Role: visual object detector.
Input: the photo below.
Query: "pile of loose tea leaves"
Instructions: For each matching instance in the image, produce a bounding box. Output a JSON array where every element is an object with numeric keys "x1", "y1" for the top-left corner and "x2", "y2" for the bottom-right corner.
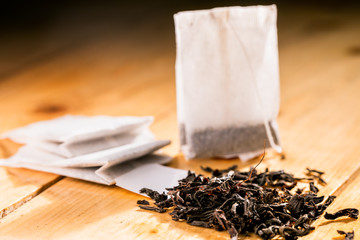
[{"x1": 137, "y1": 165, "x2": 358, "y2": 240}]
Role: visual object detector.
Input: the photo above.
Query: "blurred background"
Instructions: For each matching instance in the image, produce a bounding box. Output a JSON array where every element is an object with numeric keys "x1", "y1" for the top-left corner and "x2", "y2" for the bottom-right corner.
[{"x1": 1, "y1": 0, "x2": 359, "y2": 80}]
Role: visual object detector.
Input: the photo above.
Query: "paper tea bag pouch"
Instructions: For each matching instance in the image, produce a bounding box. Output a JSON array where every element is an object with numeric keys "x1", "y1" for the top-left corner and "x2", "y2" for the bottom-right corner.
[{"x1": 174, "y1": 5, "x2": 282, "y2": 160}]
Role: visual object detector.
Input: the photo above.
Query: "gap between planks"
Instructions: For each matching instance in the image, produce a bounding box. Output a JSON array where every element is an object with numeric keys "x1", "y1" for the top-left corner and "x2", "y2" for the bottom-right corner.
[
  {"x1": 0, "y1": 175, "x2": 64, "y2": 219},
  {"x1": 329, "y1": 162, "x2": 360, "y2": 196}
]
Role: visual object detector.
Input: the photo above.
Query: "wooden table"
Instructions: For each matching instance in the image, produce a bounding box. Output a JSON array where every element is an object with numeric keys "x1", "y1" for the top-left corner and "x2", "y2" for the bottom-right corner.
[{"x1": 0, "y1": 2, "x2": 359, "y2": 239}]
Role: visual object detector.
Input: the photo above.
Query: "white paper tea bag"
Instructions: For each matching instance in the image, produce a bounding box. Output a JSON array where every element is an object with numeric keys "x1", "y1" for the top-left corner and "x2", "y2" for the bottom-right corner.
[
  {"x1": 1, "y1": 140, "x2": 170, "y2": 168},
  {"x1": 2, "y1": 115, "x2": 154, "y2": 157},
  {"x1": 2, "y1": 161, "x2": 110, "y2": 185},
  {"x1": 0, "y1": 153, "x2": 177, "y2": 186},
  {"x1": 174, "y1": 5, "x2": 282, "y2": 160},
  {"x1": 98, "y1": 154, "x2": 178, "y2": 184},
  {"x1": 115, "y1": 163, "x2": 188, "y2": 195}
]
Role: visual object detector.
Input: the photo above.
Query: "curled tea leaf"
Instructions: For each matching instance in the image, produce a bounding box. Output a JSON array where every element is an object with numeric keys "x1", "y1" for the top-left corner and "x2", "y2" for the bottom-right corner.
[
  {"x1": 337, "y1": 230, "x2": 354, "y2": 240},
  {"x1": 140, "y1": 188, "x2": 167, "y2": 203},
  {"x1": 309, "y1": 182, "x2": 319, "y2": 193},
  {"x1": 324, "y1": 208, "x2": 359, "y2": 220},
  {"x1": 138, "y1": 205, "x2": 166, "y2": 213},
  {"x1": 137, "y1": 200, "x2": 150, "y2": 205}
]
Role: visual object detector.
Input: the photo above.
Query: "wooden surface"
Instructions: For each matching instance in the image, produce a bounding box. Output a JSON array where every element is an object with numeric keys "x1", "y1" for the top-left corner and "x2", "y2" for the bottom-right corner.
[{"x1": 0, "y1": 1, "x2": 360, "y2": 239}]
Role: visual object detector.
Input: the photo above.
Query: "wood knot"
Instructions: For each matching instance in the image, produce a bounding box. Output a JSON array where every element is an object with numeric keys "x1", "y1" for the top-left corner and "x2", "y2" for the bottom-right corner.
[
  {"x1": 34, "y1": 104, "x2": 66, "y2": 113},
  {"x1": 149, "y1": 228, "x2": 158, "y2": 234},
  {"x1": 347, "y1": 45, "x2": 360, "y2": 56}
]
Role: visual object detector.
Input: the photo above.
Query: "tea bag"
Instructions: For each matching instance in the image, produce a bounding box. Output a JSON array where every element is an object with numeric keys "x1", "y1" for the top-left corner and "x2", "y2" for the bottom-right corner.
[
  {"x1": 0, "y1": 153, "x2": 177, "y2": 186},
  {"x1": 98, "y1": 154, "x2": 182, "y2": 185},
  {"x1": 27, "y1": 130, "x2": 154, "y2": 158},
  {"x1": 174, "y1": 5, "x2": 282, "y2": 160},
  {"x1": 1, "y1": 160, "x2": 110, "y2": 185},
  {"x1": 2, "y1": 115, "x2": 154, "y2": 157},
  {"x1": 2, "y1": 140, "x2": 170, "y2": 168},
  {"x1": 115, "y1": 163, "x2": 188, "y2": 195}
]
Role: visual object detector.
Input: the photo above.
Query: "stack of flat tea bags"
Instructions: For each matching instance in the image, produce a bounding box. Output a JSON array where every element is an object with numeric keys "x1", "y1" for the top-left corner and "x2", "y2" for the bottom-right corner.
[{"x1": 0, "y1": 115, "x2": 187, "y2": 194}]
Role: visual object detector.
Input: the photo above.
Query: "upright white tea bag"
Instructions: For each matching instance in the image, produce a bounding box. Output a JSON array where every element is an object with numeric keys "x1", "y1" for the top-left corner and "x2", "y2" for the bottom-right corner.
[{"x1": 174, "y1": 5, "x2": 282, "y2": 160}]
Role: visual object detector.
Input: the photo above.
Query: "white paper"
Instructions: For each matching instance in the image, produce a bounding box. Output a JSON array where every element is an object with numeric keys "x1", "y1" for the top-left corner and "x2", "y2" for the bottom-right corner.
[
  {"x1": 0, "y1": 154, "x2": 176, "y2": 186},
  {"x1": 174, "y1": 5, "x2": 282, "y2": 159},
  {"x1": 2, "y1": 115, "x2": 153, "y2": 145},
  {"x1": 28, "y1": 129, "x2": 154, "y2": 158},
  {"x1": 0, "y1": 160, "x2": 110, "y2": 185},
  {"x1": 115, "y1": 163, "x2": 188, "y2": 195},
  {"x1": 96, "y1": 154, "x2": 173, "y2": 184},
  {"x1": 3, "y1": 140, "x2": 170, "y2": 168}
]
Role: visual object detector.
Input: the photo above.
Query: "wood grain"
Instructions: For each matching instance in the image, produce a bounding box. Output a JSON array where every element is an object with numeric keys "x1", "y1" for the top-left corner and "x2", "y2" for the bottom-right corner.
[
  {"x1": 303, "y1": 169, "x2": 360, "y2": 240},
  {"x1": 0, "y1": 2, "x2": 359, "y2": 240}
]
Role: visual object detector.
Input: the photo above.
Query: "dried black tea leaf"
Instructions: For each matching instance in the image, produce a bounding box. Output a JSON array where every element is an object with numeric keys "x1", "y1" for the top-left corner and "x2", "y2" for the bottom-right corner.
[
  {"x1": 139, "y1": 205, "x2": 166, "y2": 213},
  {"x1": 201, "y1": 164, "x2": 238, "y2": 177},
  {"x1": 199, "y1": 166, "x2": 213, "y2": 173},
  {"x1": 309, "y1": 182, "x2": 319, "y2": 193},
  {"x1": 139, "y1": 188, "x2": 167, "y2": 203},
  {"x1": 306, "y1": 168, "x2": 325, "y2": 176},
  {"x1": 314, "y1": 175, "x2": 327, "y2": 185},
  {"x1": 337, "y1": 230, "x2": 354, "y2": 240},
  {"x1": 305, "y1": 168, "x2": 327, "y2": 185},
  {"x1": 137, "y1": 200, "x2": 150, "y2": 205},
  {"x1": 188, "y1": 220, "x2": 212, "y2": 228},
  {"x1": 314, "y1": 195, "x2": 336, "y2": 218},
  {"x1": 286, "y1": 195, "x2": 305, "y2": 218},
  {"x1": 295, "y1": 188, "x2": 304, "y2": 194},
  {"x1": 324, "y1": 208, "x2": 359, "y2": 220},
  {"x1": 137, "y1": 166, "x2": 349, "y2": 240}
]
